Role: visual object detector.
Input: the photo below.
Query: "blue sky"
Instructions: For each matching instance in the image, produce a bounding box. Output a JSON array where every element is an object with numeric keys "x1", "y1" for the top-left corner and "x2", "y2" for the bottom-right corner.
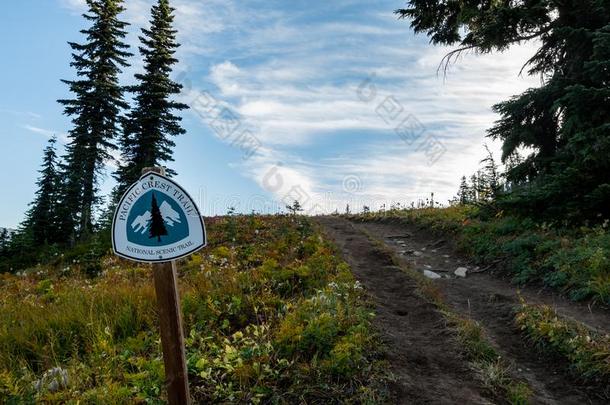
[{"x1": 0, "y1": 0, "x2": 540, "y2": 228}]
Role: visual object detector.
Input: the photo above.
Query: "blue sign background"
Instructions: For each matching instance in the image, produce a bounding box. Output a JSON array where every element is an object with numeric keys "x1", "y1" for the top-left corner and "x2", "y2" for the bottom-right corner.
[{"x1": 126, "y1": 190, "x2": 190, "y2": 246}]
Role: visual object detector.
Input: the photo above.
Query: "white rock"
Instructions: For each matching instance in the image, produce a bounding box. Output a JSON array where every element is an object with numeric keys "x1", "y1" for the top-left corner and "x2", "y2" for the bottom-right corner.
[
  {"x1": 454, "y1": 267, "x2": 468, "y2": 277},
  {"x1": 423, "y1": 270, "x2": 442, "y2": 279},
  {"x1": 413, "y1": 251, "x2": 423, "y2": 257},
  {"x1": 34, "y1": 367, "x2": 69, "y2": 393}
]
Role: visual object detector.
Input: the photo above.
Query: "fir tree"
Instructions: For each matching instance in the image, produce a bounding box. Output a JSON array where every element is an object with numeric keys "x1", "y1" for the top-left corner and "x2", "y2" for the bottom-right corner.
[
  {"x1": 469, "y1": 174, "x2": 479, "y2": 204},
  {"x1": 149, "y1": 193, "x2": 168, "y2": 242},
  {"x1": 58, "y1": 0, "x2": 132, "y2": 239},
  {"x1": 457, "y1": 176, "x2": 470, "y2": 205},
  {"x1": 503, "y1": 152, "x2": 524, "y2": 192},
  {"x1": 115, "y1": 0, "x2": 188, "y2": 197},
  {"x1": 397, "y1": 1, "x2": 610, "y2": 221},
  {"x1": 479, "y1": 145, "x2": 500, "y2": 202},
  {"x1": 22, "y1": 137, "x2": 60, "y2": 245},
  {"x1": 6, "y1": 228, "x2": 34, "y2": 267},
  {"x1": 0, "y1": 229, "x2": 9, "y2": 257}
]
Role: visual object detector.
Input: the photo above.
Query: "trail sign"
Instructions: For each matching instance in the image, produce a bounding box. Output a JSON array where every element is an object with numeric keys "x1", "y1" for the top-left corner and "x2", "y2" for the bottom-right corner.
[
  {"x1": 113, "y1": 167, "x2": 200, "y2": 404},
  {"x1": 112, "y1": 171, "x2": 206, "y2": 262}
]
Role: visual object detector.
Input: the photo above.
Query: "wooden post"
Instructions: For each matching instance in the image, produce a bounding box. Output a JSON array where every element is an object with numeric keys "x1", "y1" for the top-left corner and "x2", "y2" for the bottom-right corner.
[
  {"x1": 152, "y1": 260, "x2": 190, "y2": 404},
  {"x1": 144, "y1": 167, "x2": 190, "y2": 405}
]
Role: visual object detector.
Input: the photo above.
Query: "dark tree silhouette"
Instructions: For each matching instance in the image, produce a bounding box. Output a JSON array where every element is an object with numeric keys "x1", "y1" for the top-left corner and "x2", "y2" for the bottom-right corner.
[
  {"x1": 0, "y1": 228, "x2": 9, "y2": 257},
  {"x1": 286, "y1": 200, "x2": 303, "y2": 216},
  {"x1": 21, "y1": 136, "x2": 61, "y2": 245},
  {"x1": 114, "y1": 0, "x2": 188, "y2": 199},
  {"x1": 59, "y1": 0, "x2": 132, "y2": 240},
  {"x1": 457, "y1": 176, "x2": 470, "y2": 205},
  {"x1": 149, "y1": 193, "x2": 168, "y2": 242},
  {"x1": 398, "y1": 0, "x2": 610, "y2": 221}
]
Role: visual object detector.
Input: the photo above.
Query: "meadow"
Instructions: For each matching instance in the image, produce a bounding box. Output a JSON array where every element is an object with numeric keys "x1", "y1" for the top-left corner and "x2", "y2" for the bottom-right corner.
[{"x1": 0, "y1": 215, "x2": 387, "y2": 403}]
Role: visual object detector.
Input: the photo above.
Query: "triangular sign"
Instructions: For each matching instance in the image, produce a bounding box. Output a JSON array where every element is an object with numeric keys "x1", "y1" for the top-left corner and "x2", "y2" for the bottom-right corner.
[{"x1": 112, "y1": 171, "x2": 206, "y2": 262}]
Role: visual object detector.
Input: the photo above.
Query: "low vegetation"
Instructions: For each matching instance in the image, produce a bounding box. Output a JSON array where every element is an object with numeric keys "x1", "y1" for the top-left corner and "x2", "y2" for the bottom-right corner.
[
  {"x1": 353, "y1": 205, "x2": 610, "y2": 305},
  {"x1": 0, "y1": 215, "x2": 387, "y2": 403},
  {"x1": 515, "y1": 300, "x2": 610, "y2": 388}
]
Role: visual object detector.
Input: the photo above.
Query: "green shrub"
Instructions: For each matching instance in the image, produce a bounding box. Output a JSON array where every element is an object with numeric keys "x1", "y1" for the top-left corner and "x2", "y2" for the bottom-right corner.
[{"x1": 515, "y1": 300, "x2": 610, "y2": 382}]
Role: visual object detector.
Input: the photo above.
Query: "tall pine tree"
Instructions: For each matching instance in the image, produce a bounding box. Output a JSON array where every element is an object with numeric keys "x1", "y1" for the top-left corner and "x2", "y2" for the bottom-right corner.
[
  {"x1": 397, "y1": 1, "x2": 610, "y2": 221},
  {"x1": 115, "y1": 0, "x2": 188, "y2": 197},
  {"x1": 22, "y1": 137, "x2": 60, "y2": 245},
  {"x1": 0, "y1": 229, "x2": 9, "y2": 258},
  {"x1": 59, "y1": 0, "x2": 132, "y2": 240},
  {"x1": 457, "y1": 176, "x2": 470, "y2": 205}
]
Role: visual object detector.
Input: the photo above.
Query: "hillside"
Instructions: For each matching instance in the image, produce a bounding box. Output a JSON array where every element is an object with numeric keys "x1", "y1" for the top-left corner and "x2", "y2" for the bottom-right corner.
[
  {"x1": 2, "y1": 0, "x2": 609, "y2": 403},
  {"x1": 0, "y1": 215, "x2": 387, "y2": 403},
  {"x1": 2, "y1": 210, "x2": 609, "y2": 404}
]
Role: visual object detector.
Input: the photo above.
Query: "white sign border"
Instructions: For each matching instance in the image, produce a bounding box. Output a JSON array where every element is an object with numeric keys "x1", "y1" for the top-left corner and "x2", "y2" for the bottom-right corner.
[{"x1": 112, "y1": 171, "x2": 207, "y2": 263}]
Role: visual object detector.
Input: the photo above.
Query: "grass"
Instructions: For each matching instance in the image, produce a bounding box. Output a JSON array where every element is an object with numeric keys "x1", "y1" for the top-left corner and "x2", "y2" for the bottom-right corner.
[
  {"x1": 359, "y1": 228, "x2": 532, "y2": 404},
  {"x1": 352, "y1": 205, "x2": 610, "y2": 305},
  {"x1": 515, "y1": 299, "x2": 610, "y2": 389},
  {"x1": 0, "y1": 215, "x2": 388, "y2": 403}
]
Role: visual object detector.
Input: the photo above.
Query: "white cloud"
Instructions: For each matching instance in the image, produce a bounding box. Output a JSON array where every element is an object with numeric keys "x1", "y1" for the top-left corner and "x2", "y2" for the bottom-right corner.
[
  {"x1": 195, "y1": 33, "x2": 541, "y2": 211},
  {"x1": 0, "y1": 109, "x2": 42, "y2": 119},
  {"x1": 59, "y1": 0, "x2": 86, "y2": 13},
  {"x1": 22, "y1": 125, "x2": 69, "y2": 143},
  {"x1": 57, "y1": 0, "x2": 544, "y2": 213}
]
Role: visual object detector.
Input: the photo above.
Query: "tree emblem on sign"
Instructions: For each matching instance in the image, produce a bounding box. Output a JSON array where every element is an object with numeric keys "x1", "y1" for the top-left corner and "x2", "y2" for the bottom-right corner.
[{"x1": 149, "y1": 192, "x2": 168, "y2": 242}]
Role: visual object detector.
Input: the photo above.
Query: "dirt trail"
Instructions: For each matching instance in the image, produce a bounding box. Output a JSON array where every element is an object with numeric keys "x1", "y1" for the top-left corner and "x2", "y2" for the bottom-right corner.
[
  {"x1": 316, "y1": 216, "x2": 496, "y2": 404},
  {"x1": 316, "y1": 217, "x2": 609, "y2": 405},
  {"x1": 354, "y1": 220, "x2": 610, "y2": 334}
]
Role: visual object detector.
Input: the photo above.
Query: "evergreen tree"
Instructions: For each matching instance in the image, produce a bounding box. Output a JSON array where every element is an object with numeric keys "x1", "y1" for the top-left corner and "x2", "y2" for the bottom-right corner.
[
  {"x1": 58, "y1": 0, "x2": 132, "y2": 239},
  {"x1": 149, "y1": 193, "x2": 168, "y2": 242},
  {"x1": 0, "y1": 229, "x2": 9, "y2": 257},
  {"x1": 397, "y1": 1, "x2": 610, "y2": 221},
  {"x1": 115, "y1": 0, "x2": 188, "y2": 197},
  {"x1": 457, "y1": 176, "x2": 470, "y2": 204},
  {"x1": 503, "y1": 152, "x2": 524, "y2": 192},
  {"x1": 479, "y1": 145, "x2": 500, "y2": 202},
  {"x1": 476, "y1": 170, "x2": 491, "y2": 202},
  {"x1": 468, "y1": 174, "x2": 478, "y2": 203},
  {"x1": 22, "y1": 137, "x2": 60, "y2": 245}
]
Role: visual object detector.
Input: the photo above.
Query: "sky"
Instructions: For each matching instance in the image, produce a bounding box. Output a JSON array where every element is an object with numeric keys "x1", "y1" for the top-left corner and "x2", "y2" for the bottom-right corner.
[{"x1": 0, "y1": 0, "x2": 541, "y2": 228}]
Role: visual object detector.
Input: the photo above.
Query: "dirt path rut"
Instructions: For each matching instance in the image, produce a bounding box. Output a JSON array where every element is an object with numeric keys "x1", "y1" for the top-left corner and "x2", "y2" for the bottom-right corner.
[
  {"x1": 316, "y1": 217, "x2": 495, "y2": 404},
  {"x1": 316, "y1": 216, "x2": 609, "y2": 405}
]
